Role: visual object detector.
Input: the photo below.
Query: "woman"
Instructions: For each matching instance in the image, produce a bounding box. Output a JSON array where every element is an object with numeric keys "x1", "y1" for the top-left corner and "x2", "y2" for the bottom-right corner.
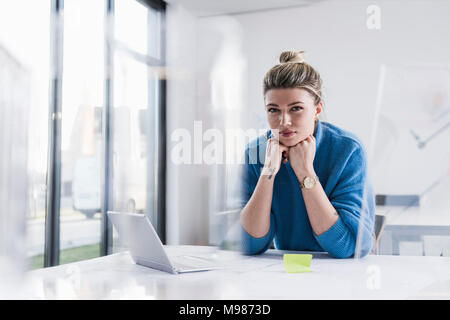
[{"x1": 240, "y1": 51, "x2": 375, "y2": 258}]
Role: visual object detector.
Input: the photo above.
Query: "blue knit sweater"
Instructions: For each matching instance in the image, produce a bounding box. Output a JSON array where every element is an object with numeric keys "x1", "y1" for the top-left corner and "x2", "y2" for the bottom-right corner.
[{"x1": 240, "y1": 120, "x2": 375, "y2": 258}]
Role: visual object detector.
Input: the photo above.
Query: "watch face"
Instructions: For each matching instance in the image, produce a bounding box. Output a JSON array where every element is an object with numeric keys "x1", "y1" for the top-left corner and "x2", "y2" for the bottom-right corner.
[{"x1": 304, "y1": 176, "x2": 315, "y2": 189}]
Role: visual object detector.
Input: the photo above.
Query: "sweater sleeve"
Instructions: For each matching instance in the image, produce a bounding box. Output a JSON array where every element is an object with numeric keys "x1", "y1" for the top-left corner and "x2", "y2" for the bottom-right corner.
[
  {"x1": 241, "y1": 213, "x2": 276, "y2": 255},
  {"x1": 314, "y1": 144, "x2": 375, "y2": 258},
  {"x1": 239, "y1": 146, "x2": 275, "y2": 255}
]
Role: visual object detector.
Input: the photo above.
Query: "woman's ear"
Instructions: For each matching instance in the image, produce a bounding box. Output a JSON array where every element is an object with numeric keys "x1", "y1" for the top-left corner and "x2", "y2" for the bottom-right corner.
[{"x1": 315, "y1": 101, "x2": 323, "y2": 119}]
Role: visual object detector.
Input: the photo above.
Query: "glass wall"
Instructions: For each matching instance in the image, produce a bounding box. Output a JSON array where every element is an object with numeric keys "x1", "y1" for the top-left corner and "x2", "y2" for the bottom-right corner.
[
  {"x1": 0, "y1": 0, "x2": 50, "y2": 270},
  {"x1": 369, "y1": 64, "x2": 450, "y2": 257},
  {"x1": 0, "y1": 0, "x2": 166, "y2": 271},
  {"x1": 190, "y1": 1, "x2": 450, "y2": 257}
]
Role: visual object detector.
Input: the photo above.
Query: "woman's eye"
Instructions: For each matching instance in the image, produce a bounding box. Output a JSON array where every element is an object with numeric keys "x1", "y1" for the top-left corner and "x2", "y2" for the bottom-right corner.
[
  {"x1": 291, "y1": 106, "x2": 303, "y2": 111},
  {"x1": 268, "y1": 108, "x2": 279, "y2": 113}
]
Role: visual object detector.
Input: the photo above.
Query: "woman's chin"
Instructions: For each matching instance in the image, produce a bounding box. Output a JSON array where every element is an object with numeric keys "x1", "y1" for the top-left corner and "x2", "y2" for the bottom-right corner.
[
  {"x1": 280, "y1": 132, "x2": 311, "y2": 146},
  {"x1": 280, "y1": 138, "x2": 300, "y2": 147}
]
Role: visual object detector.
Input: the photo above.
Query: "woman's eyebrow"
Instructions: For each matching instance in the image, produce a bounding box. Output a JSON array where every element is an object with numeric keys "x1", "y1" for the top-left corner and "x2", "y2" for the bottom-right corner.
[
  {"x1": 266, "y1": 101, "x2": 305, "y2": 107},
  {"x1": 288, "y1": 101, "x2": 305, "y2": 106}
]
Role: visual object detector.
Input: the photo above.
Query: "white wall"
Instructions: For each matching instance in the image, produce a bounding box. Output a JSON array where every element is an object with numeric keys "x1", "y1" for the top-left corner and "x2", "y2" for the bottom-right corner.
[
  {"x1": 166, "y1": 0, "x2": 450, "y2": 245},
  {"x1": 166, "y1": 4, "x2": 212, "y2": 245},
  {"x1": 198, "y1": 0, "x2": 450, "y2": 145}
]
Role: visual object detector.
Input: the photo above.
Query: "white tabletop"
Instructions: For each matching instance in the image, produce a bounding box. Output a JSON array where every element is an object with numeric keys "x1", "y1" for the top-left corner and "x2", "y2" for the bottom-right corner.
[{"x1": 19, "y1": 245, "x2": 450, "y2": 300}]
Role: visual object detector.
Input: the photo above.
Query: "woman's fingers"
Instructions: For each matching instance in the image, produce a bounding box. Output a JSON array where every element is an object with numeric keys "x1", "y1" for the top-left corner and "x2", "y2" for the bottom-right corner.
[
  {"x1": 277, "y1": 142, "x2": 290, "y2": 161},
  {"x1": 267, "y1": 138, "x2": 290, "y2": 166},
  {"x1": 296, "y1": 134, "x2": 315, "y2": 147},
  {"x1": 268, "y1": 133, "x2": 316, "y2": 167},
  {"x1": 269, "y1": 138, "x2": 288, "y2": 152}
]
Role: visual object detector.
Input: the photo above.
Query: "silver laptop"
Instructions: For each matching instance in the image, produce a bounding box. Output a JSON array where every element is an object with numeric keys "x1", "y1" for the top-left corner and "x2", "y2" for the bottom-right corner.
[{"x1": 107, "y1": 211, "x2": 220, "y2": 274}]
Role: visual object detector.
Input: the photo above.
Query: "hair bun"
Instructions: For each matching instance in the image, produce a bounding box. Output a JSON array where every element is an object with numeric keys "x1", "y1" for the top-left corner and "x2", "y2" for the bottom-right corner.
[{"x1": 279, "y1": 50, "x2": 305, "y2": 64}]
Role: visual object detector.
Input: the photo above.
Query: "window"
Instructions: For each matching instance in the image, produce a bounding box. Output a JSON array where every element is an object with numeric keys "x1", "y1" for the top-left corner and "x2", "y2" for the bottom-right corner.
[
  {"x1": 111, "y1": 0, "x2": 166, "y2": 252},
  {"x1": 57, "y1": 0, "x2": 105, "y2": 265},
  {"x1": 0, "y1": 0, "x2": 166, "y2": 269}
]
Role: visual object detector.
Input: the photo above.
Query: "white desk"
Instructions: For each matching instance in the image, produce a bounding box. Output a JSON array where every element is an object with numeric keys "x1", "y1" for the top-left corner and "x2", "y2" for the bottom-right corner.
[{"x1": 20, "y1": 245, "x2": 450, "y2": 299}]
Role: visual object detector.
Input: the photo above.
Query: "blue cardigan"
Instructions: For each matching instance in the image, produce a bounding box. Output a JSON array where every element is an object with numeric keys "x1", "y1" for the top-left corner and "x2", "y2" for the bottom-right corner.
[{"x1": 240, "y1": 120, "x2": 375, "y2": 258}]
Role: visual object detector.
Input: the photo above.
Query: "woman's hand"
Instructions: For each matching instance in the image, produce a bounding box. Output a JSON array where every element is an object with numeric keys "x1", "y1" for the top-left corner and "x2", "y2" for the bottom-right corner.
[
  {"x1": 261, "y1": 138, "x2": 290, "y2": 179},
  {"x1": 288, "y1": 134, "x2": 316, "y2": 179}
]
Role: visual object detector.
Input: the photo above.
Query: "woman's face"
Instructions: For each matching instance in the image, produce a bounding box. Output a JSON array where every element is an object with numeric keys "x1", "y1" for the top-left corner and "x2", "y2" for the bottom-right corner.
[{"x1": 265, "y1": 88, "x2": 322, "y2": 147}]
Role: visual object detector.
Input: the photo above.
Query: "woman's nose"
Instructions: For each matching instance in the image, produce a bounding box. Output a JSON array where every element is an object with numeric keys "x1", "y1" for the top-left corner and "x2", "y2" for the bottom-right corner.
[{"x1": 279, "y1": 112, "x2": 292, "y2": 126}]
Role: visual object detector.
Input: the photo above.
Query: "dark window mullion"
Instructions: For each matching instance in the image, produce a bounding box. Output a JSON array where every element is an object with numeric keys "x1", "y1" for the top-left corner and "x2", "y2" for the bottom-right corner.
[
  {"x1": 156, "y1": 4, "x2": 167, "y2": 243},
  {"x1": 145, "y1": 1, "x2": 166, "y2": 242},
  {"x1": 44, "y1": 0, "x2": 64, "y2": 267},
  {"x1": 100, "y1": 0, "x2": 115, "y2": 256}
]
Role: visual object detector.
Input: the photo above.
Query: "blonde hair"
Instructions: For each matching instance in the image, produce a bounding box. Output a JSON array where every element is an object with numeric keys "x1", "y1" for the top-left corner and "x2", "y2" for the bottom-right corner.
[{"x1": 263, "y1": 50, "x2": 322, "y2": 105}]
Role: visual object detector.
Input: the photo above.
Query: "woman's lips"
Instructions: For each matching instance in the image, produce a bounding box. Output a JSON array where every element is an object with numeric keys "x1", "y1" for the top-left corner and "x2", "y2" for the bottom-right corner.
[{"x1": 280, "y1": 130, "x2": 296, "y2": 138}]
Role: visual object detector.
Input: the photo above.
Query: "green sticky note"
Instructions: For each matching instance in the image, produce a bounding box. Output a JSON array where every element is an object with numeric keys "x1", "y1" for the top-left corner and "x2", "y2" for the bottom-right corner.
[{"x1": 283, "y1": 254, "x2": 312, "y2": 273}]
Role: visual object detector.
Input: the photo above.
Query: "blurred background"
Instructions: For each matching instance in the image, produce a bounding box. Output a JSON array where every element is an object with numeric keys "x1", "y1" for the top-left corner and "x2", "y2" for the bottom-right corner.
[{"x1": 0, "y1": 0, "x2": 449, "y2": 289}]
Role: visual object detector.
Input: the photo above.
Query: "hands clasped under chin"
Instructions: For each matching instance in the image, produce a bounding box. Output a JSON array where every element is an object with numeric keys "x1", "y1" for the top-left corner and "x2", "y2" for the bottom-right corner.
[
  {"x1": 262, "y1": 135, "x2": 316, "y2": 180},
  {"x1": 281, "y1": 134, "x2": 316, "y2": 178}
]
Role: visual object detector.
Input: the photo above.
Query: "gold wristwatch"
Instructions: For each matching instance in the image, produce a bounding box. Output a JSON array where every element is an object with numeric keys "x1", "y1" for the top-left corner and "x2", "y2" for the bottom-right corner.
[{"x1": 300, "y1": 176, "x2": 317, "y2": 190}]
